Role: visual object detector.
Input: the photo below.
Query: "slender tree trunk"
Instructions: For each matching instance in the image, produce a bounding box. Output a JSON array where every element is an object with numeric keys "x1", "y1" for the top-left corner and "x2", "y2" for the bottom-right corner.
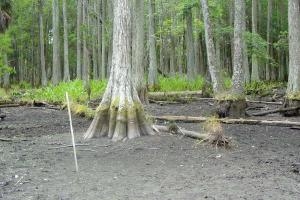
[
  {"x1": 169, "y1": 13, "x2": 176, "y2": 76},
  {"x1": 97, "y1": 0, "x2": 102, "y2": 80},
  {"x1": 287, "y1": 0, "x2": 300, "y2": 93},
  {"x1": 52, "y1": 0, "x2": 61, "y2": 85},
  {"x1": 200, "y1": 0, "x2": 224, "y2": 94},
  {"x1": 232, "y1": 0, "x2": 245, "y2": 95},
  {"x1": 92, "y1": 0, "x2": 98, "y2": 80},
  {"x1": 148, "y1": 0, "x2": 158, "y2": 88},
  {"x1": 242, "y1": 8, "x2": 249, "y2": 84},
  {"x1": 186, "y1": 8, "x2": 195, "y2": 80},
  {"x1": 3, "y1": 54, "x2": 10, "y2": 89},
  {"x1": 132, "y1": 0, "x2": 147, "y2": 102},
  {"x1": 266, "y1": 0, "x2": 273, "y2": 81},
  {"x1": 84, "y1": 0, "x2": 154, "y2": 141},
  {"x1": 63, "y1": 0, "x2": 70, "y2": 82},
  {"x1": 39, "y1": 0, "x2": 47, "y2": 86},
  {"x1": 101, "y1": 0, "x2": 107, "y2": 80},
  {"x1": 251, "y1": 0, "x2": 260, "y2": 81},
  {"x1": 76, "y1": 0, "x2": 82, "y2": 79},
  {"x1": 82, "y1": 0, "x2": 88, "y2": 83}
]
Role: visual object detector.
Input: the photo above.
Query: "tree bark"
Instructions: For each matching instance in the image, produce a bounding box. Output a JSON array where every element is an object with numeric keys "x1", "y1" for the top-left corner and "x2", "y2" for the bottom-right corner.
[
  {"x1": 148, "y1": 0, "x2": 159, "y2": 89},
  {"x1": 200, "y1": 0, "x2": 224, "y2": 94},
  {"x1": 132, "y1": 0, "x2": 147, "y2": 102},
  {"x1": 266, "y1": 0, "x2": 273, "y2": 81},
  {"x1": 232, "y1": 0, "x2": 245, "y2": 95},
  {"x1": 101, "y1": 0, "x2": 107, "y2": 80},
  {"x1": 76, "y1": 0, "x2": 82, "y2": 79},
  {"x1": 84, "y1": 0, "x2": 154, "y2": 141},
  {"x1": 52, "y1": 0, "x2": 61, "y2": 85},
  {"x1": 62, "y1": 0, "x2": 70, "y2": 82},
  {"x1": 186, "y1": 8, "x2": 195, "y2": 80},
  {"x1": 287, "y1": 0, "x2": 300, "y2": 94},
  {"x1": 38, "y1": 0, "x2": 47, "y2": 86},
  {"x1": 92, "y1": 0, "x2": 98, "y2": 80},
  {"x1": 251, "y1": 0, "x2": 260, "y2": 81}
]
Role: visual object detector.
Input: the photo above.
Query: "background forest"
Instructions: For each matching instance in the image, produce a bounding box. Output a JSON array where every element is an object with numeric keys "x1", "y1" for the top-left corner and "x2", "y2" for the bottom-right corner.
[{"x1": 0, "y1": 0, "x2": 296, "y2": 103}]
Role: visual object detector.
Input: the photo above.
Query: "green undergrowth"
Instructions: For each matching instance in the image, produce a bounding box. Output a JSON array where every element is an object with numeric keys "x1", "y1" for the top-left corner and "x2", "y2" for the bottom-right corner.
[
  {"x1": 5, "y1": 80, "x2": 107, "y2": 104},
  {"x1": 287, "y1": 92, "x2": 300, "y2": 100},
  {"x1": 151, "y1": 75, "x2": 205, "y2": 92},
  {"x1": 245, "y1": 81, "x2": 285, "y2": 96}
]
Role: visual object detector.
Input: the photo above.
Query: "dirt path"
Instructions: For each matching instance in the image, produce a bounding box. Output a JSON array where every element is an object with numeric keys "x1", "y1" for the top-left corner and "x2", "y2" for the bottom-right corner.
[{"x1": 0, "y1": 104, "x2": 300, "y2": 200}]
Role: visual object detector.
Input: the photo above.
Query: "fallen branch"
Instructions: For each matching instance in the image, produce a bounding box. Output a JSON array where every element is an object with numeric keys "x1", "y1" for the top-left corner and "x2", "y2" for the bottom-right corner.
[
  {"x1": 153, "y1": 124, "x2": 229, "y2": 147},
  {"x1": 148, "y1": 90, "x2": 202, "y2": 97},
  {"x1": 0, "y1": 137, "x2": 13, "y2": 142},
  {"x1": 48, "y1": 144, "x2": 90, "y2": 149},
  {"x1": 246, "y1": 100, "x2": 283, "y2": 105},
  {"x1": 0, "y1": 104, "x2": 21, "y2": 108},
  {"x1": 251, "y1": 106, "x2": 300, "y2": 116},
  {"x1": 154, "y1": 115, "x2": 300, "y2": 127}
]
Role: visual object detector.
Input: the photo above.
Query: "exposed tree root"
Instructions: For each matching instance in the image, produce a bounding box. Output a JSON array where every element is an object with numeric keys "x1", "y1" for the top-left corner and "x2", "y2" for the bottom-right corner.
[
  {"x1": 250, "y1": 106, "x2": 300, "y2": 116},
  {"x1": 153, "y1": 124, "x2": 229, "y2": 147}
]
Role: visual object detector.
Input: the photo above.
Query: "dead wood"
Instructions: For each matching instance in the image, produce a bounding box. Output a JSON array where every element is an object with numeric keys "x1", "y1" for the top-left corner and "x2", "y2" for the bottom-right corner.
[
  {"x1": 0, "y1": 138, "x2": 13, "y2": 142},
  {"x1": 153, "y1": 124, "x2": 229, "y2": 147},
  {"x1": 154, "y1": 115, "x2": 300, "y2": 127},
  {"x1": 251, "y1": 106, "x2": 300, "y2": 116},
  {"x1": 0, "y1": 104, "x2": 21, "y2": 108},
  {"x1": 148, "y1": 91, "x2": 202, "y2": 97}
]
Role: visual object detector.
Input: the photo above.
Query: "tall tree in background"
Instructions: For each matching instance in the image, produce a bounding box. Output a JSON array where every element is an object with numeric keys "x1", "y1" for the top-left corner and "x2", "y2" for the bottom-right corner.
[
  {"x1": 52, "y1": 0, "x2": 61, "y2": 85},
  {"x1": 287, "y1": 0, "x2": 300, "y2": 95},
  {"x1": 266, "y1": 0, "x2": 273, "y2": 81},
  {"x1": 251, "y1": 0, "x2": 259, "y2": 81},
  {"x1": 101, "y1": 0, "x2": 107, "y2": 80},
  {"x1": 148, "y1": 0, "x2": 158, "y2": 89},
  {"x1": 84, "y1": 0, "x2": 154, "y2": 141},
  {"x1": 185, "y1": 7, "x2": 195, "y2": 80},
  {"x1": 200, "y1": 0, "x2": 224, "y2": 95},
  {"x1": 76, "y1": 0, "x2": 82, "y2": 79},
  {"x1": 132, "y1": 0, "x2": 147, "y2": 102},
  {"x1": 62, "y1": 0, "x2": 70, "y2": 82},
  {"x1": 0, "y1": 0, "x2": 11, "y2": 33},
  {"x1": 38, "y1": 0, "x2": 47, "y2": 86},
  {"x1": 232, "y1": 0, "x2": 245, "y2": 96}
]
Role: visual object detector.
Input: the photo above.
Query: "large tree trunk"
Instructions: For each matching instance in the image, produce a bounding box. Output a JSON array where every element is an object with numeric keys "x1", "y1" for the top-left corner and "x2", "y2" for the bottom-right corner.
[
  {"x1": 38, "y1": 0, "x2": 47, "y2": 86},
  {"x1": 251, "y1": 0, "x2": 260, "y2": 81},
  {"x1": 52, "y1": 0, "x2": 61, "y2": 85},
  {"x1": 76, "y1": 0, "x2": 82, "y2": 79},
  {"x1": 186, "y1": 8, "x2": 195, "y2": 80},
  {"x1": 148, "y1": 0, "x2": 158, "y2": 89},
  {"x1": 132, "y1": 0, "x2": 147, "y2": 103},
  {"x1": 232, "y1": 0, "x2": 245, "y2": 95},
  {"x1": 84, "y1": 0, "x2": 154, "y2": 141},
  {"x1": 287, "y1": 0, "x2": 300, "y2": 94},
  {"x1": 200, "y1": 0, "x2": 224, "y2": 94},
  {"x1": 62, "y1": 0, "x2": 70, "y2": 82}
]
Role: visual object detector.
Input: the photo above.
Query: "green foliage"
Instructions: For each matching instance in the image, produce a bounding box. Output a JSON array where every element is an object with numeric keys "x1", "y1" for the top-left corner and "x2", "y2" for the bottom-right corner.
[
  {"x1": 20, "y1": 80, "x2": 107, "y2": 104},
  {"x1": 245, "y1": 81, "x2": 285, "y2": 96},
  {"x1": 152, "y1": 75, "x2": 205, "y2": 92}
]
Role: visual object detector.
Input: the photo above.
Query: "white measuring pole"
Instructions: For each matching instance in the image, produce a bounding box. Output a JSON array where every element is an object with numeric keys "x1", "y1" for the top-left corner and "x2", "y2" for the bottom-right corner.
[{"x1": 65, "y1": 92, "x2": 79, "y2": 172}]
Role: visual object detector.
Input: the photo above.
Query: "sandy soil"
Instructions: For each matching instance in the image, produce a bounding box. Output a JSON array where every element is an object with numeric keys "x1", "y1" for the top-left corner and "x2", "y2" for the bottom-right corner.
[{"x1": 0, "y1": 101, "x2": 299, "y2": 200}]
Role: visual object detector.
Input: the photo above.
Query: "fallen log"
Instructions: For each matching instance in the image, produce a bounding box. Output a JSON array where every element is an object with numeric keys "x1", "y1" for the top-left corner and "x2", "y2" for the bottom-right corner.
[
  {"x1": 0, "y1": 104, "x2": 21, "y2": 108},
  {"x1": 154, "y1": 115, "x2": 300, "y2": 127},
  {"x1": 148, "y1": 90, "x2": 202, "y2": 97},
  {"x1": 153, "y1": 124, "x2": 229, "y2": 147},
  {"x1": 251, "y1": 106, "x2": 300, "y2": 116}
]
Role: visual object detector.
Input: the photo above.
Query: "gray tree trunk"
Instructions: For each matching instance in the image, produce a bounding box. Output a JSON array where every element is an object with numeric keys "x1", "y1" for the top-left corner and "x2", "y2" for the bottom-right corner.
[
  {"x1": 63, "y1": 0, "x2": 70, "y2": 82},
  {"x1": 266, "y1": 0, "x2": 273, "y2": 81},
  {"x1": 232, "y1": 0, "x2": 245, "y2": 95},
  {"x1": 148, "y1": 0, "x2": 158, "y2": 88},
  {"x1": 200, "y1": 0, "x2": 224, "y2": 94},
  {"x1": 39, "y1": 0, "x2": 47, "y2": 86},
  {"x1": 287, "y1": 0, "x2": 300, "y2": 93},
  {"x1": 92, "y1": 0, "x2": 98, "y2": 80},
  {"x1": 132, "y1": 0, "x2": 147, "y2": 102},
  {"x1": 52, "y1": 0, "x2": 61, "y2": 85},
  {"x1": 101, "y1": 0, "x2": 107, "y2": 80},
  {"x1": 251, "y1": 0, "x2": 260, "y2": 81},
  {"x1": 84, "y1": 0, "x2": 154, "y2": 141},
  {"x1": 242, "y1": 8, "x2": 249, "y2": 84},
  {"x1": 76, "y1": 0, "x2": 82, "y2": 79},
  {"x1": 97, "y1": 0, "x2": 102, "y2": 80},
  {"x1": 186, "y1": 8, "x2": 195, "y2": 80},
  {"x1": 82, "y1": 0, "x2": 89, "y2": 83},
  {"x1": 3, "y1": 54, "x2": 10, "y2": 89}
]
